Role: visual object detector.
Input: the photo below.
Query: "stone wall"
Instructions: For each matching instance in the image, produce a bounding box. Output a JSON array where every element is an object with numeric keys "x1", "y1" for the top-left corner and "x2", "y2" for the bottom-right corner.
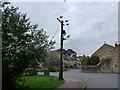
[{"x1": 81, "y1": 59, "x2": 111, "y2": 73}]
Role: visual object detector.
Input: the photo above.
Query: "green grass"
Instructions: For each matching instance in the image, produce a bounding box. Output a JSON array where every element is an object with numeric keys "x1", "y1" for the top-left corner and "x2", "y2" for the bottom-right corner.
[{"x1": 18, "y1": 75, "x2": 64, "y2": 89}]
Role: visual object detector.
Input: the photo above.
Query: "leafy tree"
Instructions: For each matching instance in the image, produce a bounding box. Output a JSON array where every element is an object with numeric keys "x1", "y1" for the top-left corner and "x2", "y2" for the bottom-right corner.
[
  {"x1": 66, "y1": 49, "x2": 77, "y2": 56},
  {"x1": 2, "y1": 3, "x2": 54, "y2": 90},
  {"x1": 81, "y1": 56, "x2": 90, "y2": 66},
  {"x1": 89, "y1": 56, "x2": 100, "y2": 65},
  {"x1": 81, "y1": 56, "x2": 99, "y2": 66},
  {"x1": 46, "y1": 54, "x2": 59, "y2": 72}
]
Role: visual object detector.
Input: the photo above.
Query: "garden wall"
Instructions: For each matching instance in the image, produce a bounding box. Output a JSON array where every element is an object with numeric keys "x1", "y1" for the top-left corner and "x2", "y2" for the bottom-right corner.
[{"x1": 81, "y1": 59, "x2": 111, "y2": 73}]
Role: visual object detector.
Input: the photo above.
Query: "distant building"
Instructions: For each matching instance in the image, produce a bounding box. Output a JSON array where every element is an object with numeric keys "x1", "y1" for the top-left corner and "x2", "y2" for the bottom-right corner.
[
  {"x1": 64, "y1": 55, "x2": 80, "y2": 68},
  {"x1": 50, "y1": 49, "x2": 80, "y2": 68},
  {"x1": 50, "y1": 49, "x2": 60, "y2": 58},
  {"x1": 77, "y1": 56, "x2": 83, "y2": 61}
]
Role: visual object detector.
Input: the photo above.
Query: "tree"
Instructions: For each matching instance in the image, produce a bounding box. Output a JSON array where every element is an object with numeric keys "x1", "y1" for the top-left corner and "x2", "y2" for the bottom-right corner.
[
  {"x1": 81, "y1": 56, "x2": 99, "y2": 66},
  {"x1": 66, "y1": 49, "x2": 77, "y2": 56},
  {"x1": 89, "y1": 56, "x2": 100, "y2": 65},
  {"x1": 81, "y1": 56, "x2": 90, "y2": 66},
  {"x1": 46, "y1": 54, "x2": 59, "y2": 72},
  {"x1": 2, "y1": 3, "x2": 54, "y2": 90}
]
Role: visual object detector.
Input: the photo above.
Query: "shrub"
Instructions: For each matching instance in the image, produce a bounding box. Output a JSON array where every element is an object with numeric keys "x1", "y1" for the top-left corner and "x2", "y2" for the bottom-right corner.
[
  {"x1": 100, "y1": 56, "x2": 111, "y2": 62},
  {"x1": 89, "y1": 56, "x2": 100, "y2": 65},
  {"x1": 36, "y1": 67, "x2": 47, "y2": 72},
  {"x1": 70, "y1": 65, "x2": 74, "y2": 68},
  {"x1": 81, "y1": 56, "x2": 100, "y2": 66},
  {"x1": 48, "y1": 66, "x2": 58, "y2": 72},
  {"x1": 64, "y1": 64, "x2": 69, "y2": 68},
  {"x1": 23, "y1": 68, "x2": 37, "y2": 76},
  {"x1": 100, "y1": 58, "x2": 106, "y2": 62},
  {"x1": 81, "y1": 56, "x2": 90, "y2": 66},
  {"x1": 63, "y1": 68, "x2": 67, "y2": 71}
]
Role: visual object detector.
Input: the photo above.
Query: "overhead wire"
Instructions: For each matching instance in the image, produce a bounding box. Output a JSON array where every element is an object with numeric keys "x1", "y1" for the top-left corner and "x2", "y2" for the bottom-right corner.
[
  {"x1": 49, "y1": 28, "x2": 59, "y2": 43},
  {"x1": 62, "y1": 2, "x2": 97, "y2": 17},
  {"x1": 70, "y1": 3, "x2": 117, "y2": 26},
  {"x1": 70, "y1": 2, "x2": 116, "y2": 22},
  {"x1": 62, "y1": 2, "x2": 117, "y2": 51},
  {"x1": 62, "y1": 2, "x2": 108, "y2": 19}
]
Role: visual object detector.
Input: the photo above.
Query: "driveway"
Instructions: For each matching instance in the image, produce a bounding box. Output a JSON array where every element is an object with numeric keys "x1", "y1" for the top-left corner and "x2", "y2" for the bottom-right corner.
[{"x1": 38, "y1": 69, "x2": 118, "y2": 88}]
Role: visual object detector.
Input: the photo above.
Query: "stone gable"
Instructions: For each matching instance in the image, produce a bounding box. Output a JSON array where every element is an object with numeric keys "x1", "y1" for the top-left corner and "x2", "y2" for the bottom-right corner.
[{"x1": 92, "y1": 43, "x2": 114, "y2": 58}]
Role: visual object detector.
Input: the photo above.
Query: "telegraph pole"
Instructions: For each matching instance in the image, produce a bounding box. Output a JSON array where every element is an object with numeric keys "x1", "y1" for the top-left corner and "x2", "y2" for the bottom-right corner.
[{"x1": 57, "y1": 16, "x2": 69, "y2": 80}]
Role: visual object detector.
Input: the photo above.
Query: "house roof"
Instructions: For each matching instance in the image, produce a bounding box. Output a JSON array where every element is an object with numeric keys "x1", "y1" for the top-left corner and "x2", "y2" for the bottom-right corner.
[
  {"x1": 77, "y1": 56, "x2": 83, "y2": 58},
  {"x1": 92, "y1": 43, "x2": 114, "y2": 56},
  {"x1": 64, "y1": 55, "x2": 77, "y2": 61}
]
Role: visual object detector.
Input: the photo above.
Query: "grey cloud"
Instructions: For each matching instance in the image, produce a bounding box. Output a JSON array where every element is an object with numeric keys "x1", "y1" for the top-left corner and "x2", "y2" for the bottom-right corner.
[{"x1": 11, "y1": 2, "x2": 118, "y2": 56}]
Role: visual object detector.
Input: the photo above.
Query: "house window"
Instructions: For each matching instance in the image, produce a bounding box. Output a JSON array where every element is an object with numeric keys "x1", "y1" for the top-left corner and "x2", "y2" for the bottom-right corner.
[
  {"x1": 108, "y1": 52, "x2": 111, "y2": 56},
  {"x1": 115, "y1": 65, "x2": 117, "y2": 67}
]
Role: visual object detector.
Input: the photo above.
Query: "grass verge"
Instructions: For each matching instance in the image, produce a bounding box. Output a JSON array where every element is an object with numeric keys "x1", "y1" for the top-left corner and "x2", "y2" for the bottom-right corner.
[{"x1": 18, "y1": 75, "x2": 64, "y2": 89}]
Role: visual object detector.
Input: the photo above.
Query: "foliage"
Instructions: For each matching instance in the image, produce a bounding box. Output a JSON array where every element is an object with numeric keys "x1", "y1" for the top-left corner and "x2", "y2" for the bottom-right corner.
[
  {"x1": 36, "y1": 66, "x2": 47, "y2": 72},
  {"x1": 63, "y1": 64, "x2": 69, "y2": 71},
  {"x1": 65, "y1": 49, "x2": 77, "y2": 56},
  {"x1": 100, "y1": 58, "x2": 106, "y2": 62},
  {"x1": 100, "y1": 56, "x2": 111, "y2": 62},
  {"x1": 63, "y1": 67, "x2": 67, "y2": 71},
  {"x1": 81, "y1": 56, "x2": 90, "y2": 66},
  {"x1": 2, "y1": 3, "x2": 54, "y2": 90},
  {"x1": 81, "y1": 56, "x2": 99, "y2": 65},
  {"x1": 70, "y1": 65, "x2": 74, "y2": 68},
  {"x1": 46, "y1": 54, "x2": 59, "y2": 72},
  {"x1": 89, "y1": 56, "x2": 100, "y2": 65},
  {"x1": 46, "y1": 54, "x2": 59, "y2": 67},
  {"x1": 64, "y1": 64, "x2": 69, "y2": 68},
  {"x1": 18, "y1": 75, "x2": 64, "y2": 89},
  {"x1": 48, "y1": 66, "x2": 58, "y2": 72},
  {"x1": 23, "y1": 68, "x2": 38, "y2": 76}
]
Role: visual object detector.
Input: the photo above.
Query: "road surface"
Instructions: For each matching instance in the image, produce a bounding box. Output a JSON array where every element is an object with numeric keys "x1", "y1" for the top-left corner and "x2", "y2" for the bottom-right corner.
[{"x1": 38, "y1": 69, "x2": 118, "y2": 88}]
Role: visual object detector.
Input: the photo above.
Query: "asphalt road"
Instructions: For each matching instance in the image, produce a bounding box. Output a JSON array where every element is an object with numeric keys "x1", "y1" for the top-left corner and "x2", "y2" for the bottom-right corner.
[{"x1": 38, "y1": 69, "x2": 118, "y2": 88}]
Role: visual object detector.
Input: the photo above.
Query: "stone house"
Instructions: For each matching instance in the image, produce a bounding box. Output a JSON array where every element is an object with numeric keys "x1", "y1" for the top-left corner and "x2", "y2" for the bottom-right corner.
[
  {"x1": 81, "y1": 43, "x2": 120, "y2": 73},
  {"x1": 92, "y1": 43, "x2": 119, "y2": 73},
  {"x1": 110, "y1": 44, "x2": 119, "y2": 73},
  {"x1": 92, "y1": 43, "x2": 114, "y2": 59}
]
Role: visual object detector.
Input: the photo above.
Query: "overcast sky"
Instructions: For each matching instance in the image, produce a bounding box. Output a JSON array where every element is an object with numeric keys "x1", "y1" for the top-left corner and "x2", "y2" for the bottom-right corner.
[{"x1": 11, "y1": 1, "x2": 118, "y2": 56}]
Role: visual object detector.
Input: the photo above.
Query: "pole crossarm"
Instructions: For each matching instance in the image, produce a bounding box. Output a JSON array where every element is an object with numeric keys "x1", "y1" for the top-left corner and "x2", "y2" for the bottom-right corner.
[{"x1": 57, "y1": 18, "x2": 61, "y2": 23}]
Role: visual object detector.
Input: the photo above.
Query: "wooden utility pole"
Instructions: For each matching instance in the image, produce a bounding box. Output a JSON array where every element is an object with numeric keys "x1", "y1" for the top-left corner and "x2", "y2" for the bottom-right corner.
[
  {"x1": 57, "y1": 18, "x2": 64, "y2": 80},
  {"x1": 57, "y1": 16, "x2": 69, "y2": 80}
]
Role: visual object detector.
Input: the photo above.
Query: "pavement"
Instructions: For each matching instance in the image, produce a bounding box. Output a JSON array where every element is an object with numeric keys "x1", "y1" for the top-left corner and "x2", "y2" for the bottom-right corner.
[{"x1": 55, "y1": 78, "x2": 86, "y2": 90}]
